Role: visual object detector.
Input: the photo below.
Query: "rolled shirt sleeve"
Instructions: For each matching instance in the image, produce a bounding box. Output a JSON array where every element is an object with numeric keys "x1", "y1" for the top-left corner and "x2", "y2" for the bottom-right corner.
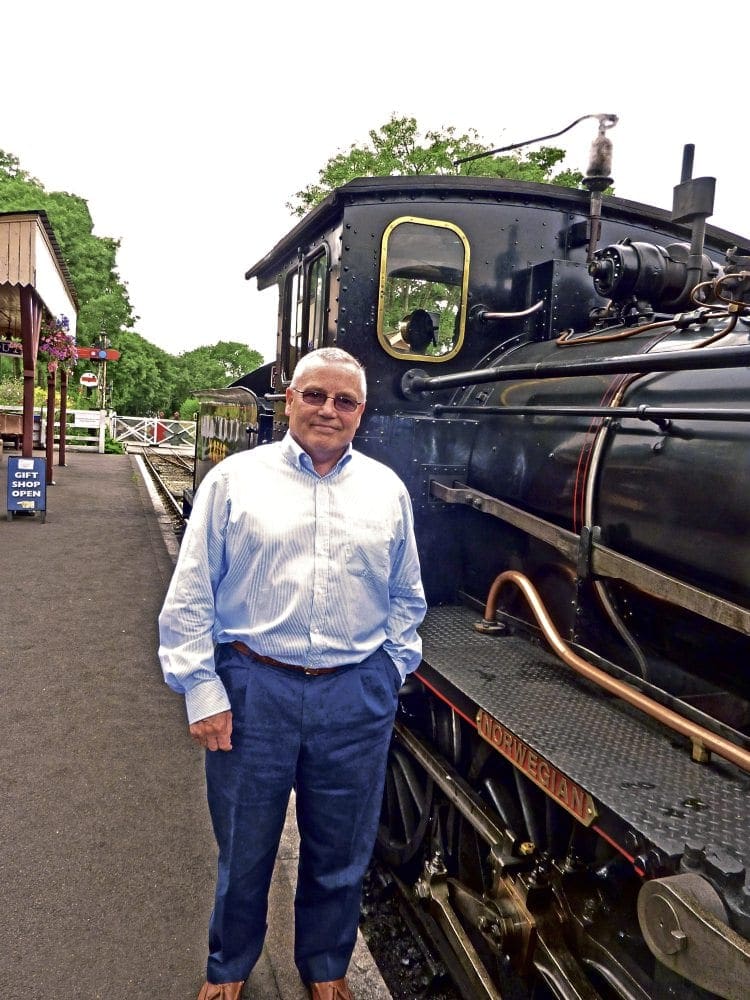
[{"x1": 158, "y1": 468, "x2": 232, "y2": 723}]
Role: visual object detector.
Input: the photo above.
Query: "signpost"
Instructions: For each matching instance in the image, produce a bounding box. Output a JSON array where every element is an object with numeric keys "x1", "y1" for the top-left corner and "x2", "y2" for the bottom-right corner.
[
  {"x1": 80, "y1": 372, "x2": 99, "y2": 388},
  {"x1": 6, "y1": 456, "x2": 46, "y2": 522},
  {"x1": 79, "y1": 342, "x2": 120, "y2": 409}
]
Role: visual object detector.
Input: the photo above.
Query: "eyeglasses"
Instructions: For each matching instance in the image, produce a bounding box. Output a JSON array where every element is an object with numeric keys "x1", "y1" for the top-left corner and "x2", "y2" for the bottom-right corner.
[{"x1": 291, "y1": 388, "x2": 363, "y2": 413}]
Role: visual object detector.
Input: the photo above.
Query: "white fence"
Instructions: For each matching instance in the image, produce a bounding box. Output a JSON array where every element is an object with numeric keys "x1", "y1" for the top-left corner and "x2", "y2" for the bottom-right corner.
[
  {"x1": 0, "y1": 406, "x2": 104, "y2": 452},
  {"x1": 1, "y1": 407, "x2": 196, "y2": 454}
]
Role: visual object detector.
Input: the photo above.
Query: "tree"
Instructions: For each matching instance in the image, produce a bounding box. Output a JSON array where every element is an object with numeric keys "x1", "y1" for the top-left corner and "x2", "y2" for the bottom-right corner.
[
  {"x1": 183, "y1": 341, "x2": 263, "y2": 386},
  {"x1": 101, "y1": 336, "x2": 263, "y2": 415},
  {"x1": 288, "y1": 115, "x2": 584, "y2": 216},
  {"x1": 0, "y1": 150, "x2": 42, "y2": 185},
  {"x1": 172, "y1": 342, "x2": 264, "y2": 404},
  {"x1": 213, "y1": 341, "x2": 264, "y2": 383},
  {"x1": 1, "y1": 149, "x2": 265, "y2": 416}
]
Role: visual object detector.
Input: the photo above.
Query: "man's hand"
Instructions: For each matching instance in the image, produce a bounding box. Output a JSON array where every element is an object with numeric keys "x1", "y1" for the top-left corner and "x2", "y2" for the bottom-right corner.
[{"x1": 189, "y1": 710, "x2": 233, "y2": 751}]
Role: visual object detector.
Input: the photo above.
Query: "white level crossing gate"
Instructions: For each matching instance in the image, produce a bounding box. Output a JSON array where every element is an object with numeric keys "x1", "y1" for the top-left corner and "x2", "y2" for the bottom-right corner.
[{"x1": 111, "y1": 415, "x2": 196, "y2": 450}]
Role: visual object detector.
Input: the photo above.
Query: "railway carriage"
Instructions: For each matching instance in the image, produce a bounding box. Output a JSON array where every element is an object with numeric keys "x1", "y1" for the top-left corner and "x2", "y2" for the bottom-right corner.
[{"x1": 191, "y1": 125, "x2": 750, "y2": 999}]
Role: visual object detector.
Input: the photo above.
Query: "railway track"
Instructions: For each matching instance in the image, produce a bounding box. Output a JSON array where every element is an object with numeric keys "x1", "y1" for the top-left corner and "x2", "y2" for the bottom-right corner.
[
  {"x1": 362, "y1": 861, "x2": 463, "y2": 1000},
  {"x1": 136, "y1": 447, "x2": 192, "y2": 530}
]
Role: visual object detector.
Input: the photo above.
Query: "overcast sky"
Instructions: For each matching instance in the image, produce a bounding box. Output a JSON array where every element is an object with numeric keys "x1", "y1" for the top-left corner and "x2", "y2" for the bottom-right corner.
[{"x1": 4, "y1": 1, "x2": 750, "y2": 365}]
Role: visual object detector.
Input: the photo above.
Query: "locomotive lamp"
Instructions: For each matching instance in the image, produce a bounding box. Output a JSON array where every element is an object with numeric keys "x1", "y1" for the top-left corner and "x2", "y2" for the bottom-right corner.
[
  {"x1": 581, "y1": 113, "x2": 618, "y2": 262},
  {"x1": 582, "y1": 114, "x2": 616, "y2": 191}
]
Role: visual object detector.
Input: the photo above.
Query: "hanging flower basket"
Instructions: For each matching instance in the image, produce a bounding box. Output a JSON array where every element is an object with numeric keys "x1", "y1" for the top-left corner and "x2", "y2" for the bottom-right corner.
[{"x1": 39, "y1": 315, "x2": 77, "y2": 372}]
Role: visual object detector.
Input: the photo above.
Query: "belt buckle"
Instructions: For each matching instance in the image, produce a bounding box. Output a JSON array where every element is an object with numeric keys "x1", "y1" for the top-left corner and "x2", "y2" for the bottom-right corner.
[{"x1": 304, "y1": 666, "x2": 316, "y2": 676}]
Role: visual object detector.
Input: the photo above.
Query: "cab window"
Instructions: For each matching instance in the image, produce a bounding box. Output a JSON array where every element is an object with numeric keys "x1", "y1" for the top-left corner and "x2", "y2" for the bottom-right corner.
[
  {"x1": 282, "y1": 267, "x2": 302, "y2": 381},
  {"x1": 378, "y1": 218, "x2": 469, "y2": 362},
  {"x1": 307, "y1": 254, "x2": 327, "y2": 352},
  {"x1": 281, "y1": 249, "x2": 329, "y2": 382}
]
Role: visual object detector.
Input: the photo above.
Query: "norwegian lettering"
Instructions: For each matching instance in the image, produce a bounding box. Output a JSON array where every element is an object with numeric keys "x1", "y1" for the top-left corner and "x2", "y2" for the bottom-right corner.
[{"x1": 476, "y1": 708, "x2": 597, "y2": 826}]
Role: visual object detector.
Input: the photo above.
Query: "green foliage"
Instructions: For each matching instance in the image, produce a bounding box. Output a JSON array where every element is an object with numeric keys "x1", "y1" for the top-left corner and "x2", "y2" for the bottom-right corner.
[
  {"x1": 0, "y1": 376, "x2": 49, "y2": 407},
  {"x1": 67, "y1": 389, "x2": 93, "y2": 410},
  {"x1": 175, "y1": 342, "x2": 264, "y2": 397},
  {"x1": 0, "y1": 151, "x2": 41, "y2": 185},
  {"x1": 288, "y1": 115, "x2": 585, "y2": 216},
  {"x1": 108, "y1": 330, "x2": 173, "y2": 415},
  {"x1": 0, "y1": 377, "x2": 24, "y2": 406},
  {"x1": 104, "y1": 333, "x2": 263, "y2": 416},
  {"x1": 0, "y1": 375, "x2": 75, "y2": 409},
  {"x1": 179, "y1": 398, "x2": 200, "y2": 421},
  {"x1": 104, "y1": 429, "x2": 124, "y2": 454}
]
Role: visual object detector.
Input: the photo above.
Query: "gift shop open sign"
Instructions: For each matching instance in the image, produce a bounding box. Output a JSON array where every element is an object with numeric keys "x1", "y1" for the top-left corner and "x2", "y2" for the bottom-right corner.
[{"x1": 6, "y1": 456, "x2": 46, "y2": 522}]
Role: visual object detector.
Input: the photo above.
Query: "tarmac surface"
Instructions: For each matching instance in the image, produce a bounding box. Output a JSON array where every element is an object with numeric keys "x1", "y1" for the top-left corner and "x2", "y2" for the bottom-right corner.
[{"x1": 0, "y1": 450, "x2": 391, "y2": 1000}]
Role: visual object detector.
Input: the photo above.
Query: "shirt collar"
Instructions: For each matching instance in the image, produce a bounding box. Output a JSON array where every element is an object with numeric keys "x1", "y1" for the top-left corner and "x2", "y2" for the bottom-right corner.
[{"x1": 282, "y1": 432, "x2": 353, "y2": 477}]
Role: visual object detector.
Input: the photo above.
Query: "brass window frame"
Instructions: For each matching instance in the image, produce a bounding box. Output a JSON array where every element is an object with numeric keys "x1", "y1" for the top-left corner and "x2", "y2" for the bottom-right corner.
[{"x1": 377, "y1": 216, "x2": 470, "y2": 363}]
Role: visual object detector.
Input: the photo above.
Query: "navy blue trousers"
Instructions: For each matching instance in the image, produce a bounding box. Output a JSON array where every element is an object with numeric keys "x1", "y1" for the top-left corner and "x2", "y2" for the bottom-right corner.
[{"x1": 204, "y1": 643, "x2": 400, "y2": 985}]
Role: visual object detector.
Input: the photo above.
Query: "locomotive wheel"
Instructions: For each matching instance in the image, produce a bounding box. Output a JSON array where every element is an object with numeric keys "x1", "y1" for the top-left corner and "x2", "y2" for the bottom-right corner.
[
  {"x1": 430, "y1": 697, "x2": 463, "y2": 767},
  {"x1": 376, "y1": 740, "x2": 433, "y2": 870},
  {"x1": 376, "y1": 688, "x2": 463, "y2": 870}
]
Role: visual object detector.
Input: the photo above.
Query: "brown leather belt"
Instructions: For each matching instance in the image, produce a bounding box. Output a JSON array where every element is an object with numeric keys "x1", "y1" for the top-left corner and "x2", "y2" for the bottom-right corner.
[{"x1": 229, "y1": 640, "x2": 344, "y2": 676}]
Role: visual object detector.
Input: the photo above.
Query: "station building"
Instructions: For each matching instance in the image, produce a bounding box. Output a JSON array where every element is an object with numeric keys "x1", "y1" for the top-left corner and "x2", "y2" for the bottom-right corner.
[{"x1": 0, "y1": 210, "x2": 78, "y2": 470}]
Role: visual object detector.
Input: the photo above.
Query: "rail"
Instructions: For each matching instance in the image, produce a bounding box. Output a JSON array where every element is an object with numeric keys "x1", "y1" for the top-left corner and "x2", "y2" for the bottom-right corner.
[
  {"x1": 432, "y1": 480, "x2": 750, "y2": 637},
  {"x1": 139, "y1": 451, "x2": 186, "y2": 522}
]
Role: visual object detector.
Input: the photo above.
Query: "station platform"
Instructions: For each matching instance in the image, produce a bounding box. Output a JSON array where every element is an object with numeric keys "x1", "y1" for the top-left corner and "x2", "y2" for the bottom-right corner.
[{"x1": 0, "y1": 452, "x2": 391, "y2": 1000}]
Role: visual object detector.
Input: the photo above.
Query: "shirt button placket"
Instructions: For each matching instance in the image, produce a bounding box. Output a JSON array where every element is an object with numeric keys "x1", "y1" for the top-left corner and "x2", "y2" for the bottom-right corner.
[{"x1": 308, "y1": 480, "x2": 330, "y2": 663}]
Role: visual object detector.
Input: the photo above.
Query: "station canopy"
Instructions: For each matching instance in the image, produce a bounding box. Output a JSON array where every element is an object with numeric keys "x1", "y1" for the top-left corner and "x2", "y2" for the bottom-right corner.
[
  {"x1": 0, "y1": 210, "x2": 77, "y2": 341},
  {"x1": 0, "y1": 211, "x2": 78, "y2": 460}
]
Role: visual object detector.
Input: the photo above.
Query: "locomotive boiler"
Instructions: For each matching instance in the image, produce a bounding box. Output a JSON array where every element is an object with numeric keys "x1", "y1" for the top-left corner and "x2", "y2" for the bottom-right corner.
[{"x1": 195, "y1": 118, "x2": 750, "y2": 998}]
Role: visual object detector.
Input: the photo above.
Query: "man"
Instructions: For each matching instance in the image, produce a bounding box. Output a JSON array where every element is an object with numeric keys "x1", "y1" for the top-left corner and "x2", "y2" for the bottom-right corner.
[{"x1": 159, "y1": 348, "x2": 426, "y2": 1000}]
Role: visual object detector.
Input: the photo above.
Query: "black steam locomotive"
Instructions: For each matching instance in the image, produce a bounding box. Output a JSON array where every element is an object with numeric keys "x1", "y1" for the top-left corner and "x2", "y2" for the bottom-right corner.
[{"x1": 191, "y1": 119, "x2": 750, "y2": 998}]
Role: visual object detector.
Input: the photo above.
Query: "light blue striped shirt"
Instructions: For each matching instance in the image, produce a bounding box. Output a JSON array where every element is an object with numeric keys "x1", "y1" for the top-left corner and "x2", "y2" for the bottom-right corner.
[{"x1": 158, "y1": 433, "x2": 427, "y2": 723}]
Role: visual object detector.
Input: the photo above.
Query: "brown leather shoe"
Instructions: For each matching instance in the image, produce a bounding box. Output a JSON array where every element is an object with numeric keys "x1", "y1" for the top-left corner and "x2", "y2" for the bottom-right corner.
[
  {"x1": 307, "y1": 978, "x2": 353, "y2": 1000},
  {"x1": 197, "y1": 981, "x2": 245, "y2": 1000}
]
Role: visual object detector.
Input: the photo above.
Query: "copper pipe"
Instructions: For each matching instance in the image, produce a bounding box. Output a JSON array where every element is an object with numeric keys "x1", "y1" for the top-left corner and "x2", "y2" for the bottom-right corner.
[
  {"x1": 714, "y1": 270, "x2": 750, "y2": 304},
  {"x1": 555, "y1": 316, "x2": 679, "y2": 347},
  {"x1": 690, "y1": 310, "x2": 739, "y2": 348},
  {"x1": 480, "y1": 570, "x2": 750, "y2": 774}
]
